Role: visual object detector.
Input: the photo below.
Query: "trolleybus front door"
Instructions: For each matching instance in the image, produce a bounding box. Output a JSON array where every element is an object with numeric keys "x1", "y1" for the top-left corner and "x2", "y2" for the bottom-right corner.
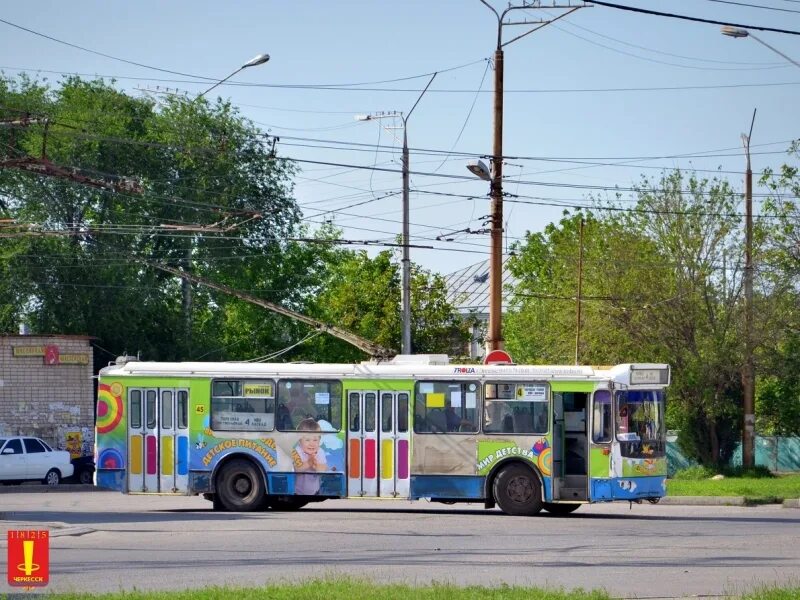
[
  {"x1": 347, "y1": 390, "x2": 410, "y2": 498},
  {"x1": 128, "y1": 387, "x2": 189, "y2": 493}
]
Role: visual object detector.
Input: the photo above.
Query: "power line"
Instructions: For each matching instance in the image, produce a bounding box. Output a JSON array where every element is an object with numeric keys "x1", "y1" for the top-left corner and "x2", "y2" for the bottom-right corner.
[
  {"x1": 701, "y1": 0, "x2": 800, "y2": 14},
  {"x1": 4, "y1": 65, "x2": 800, "y2": 94},
  {"x1": 0, "y1": 17, "x2": 487, "y2": 87},
  {"x1": 586, "y1": 0, "x2": 800, "y2": 35}
]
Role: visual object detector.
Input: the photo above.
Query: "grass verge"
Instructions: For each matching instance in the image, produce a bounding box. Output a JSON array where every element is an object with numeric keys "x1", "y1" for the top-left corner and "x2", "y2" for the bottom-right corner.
[
  {"x1": 666, "y1": 474, "x2": 800, "y2": 500},
  {"x1": 10, "y1": 579, "x2": 800, "y2": 599},
  {"x1": 22, "y1": 580, "x2": 610, "y2": 600}
]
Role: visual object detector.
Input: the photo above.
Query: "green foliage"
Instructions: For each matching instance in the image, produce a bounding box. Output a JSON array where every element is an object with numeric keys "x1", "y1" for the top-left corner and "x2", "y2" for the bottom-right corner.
[
  {"x1": 507, "y1": 171, "x2": 753, "y2": 467},
  {"x1": 306, "y1": 250, "x2": 469, "y2": 361}
]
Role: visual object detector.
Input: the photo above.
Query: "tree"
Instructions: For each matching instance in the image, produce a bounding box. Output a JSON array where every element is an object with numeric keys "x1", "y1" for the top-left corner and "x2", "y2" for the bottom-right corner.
[
  {"x1": 306, "y1": 250, "x2": 468, "y2": 362},
  {"x1": 0, "y1": 75, "x2": 305, "y2": 363},
  {"x1": 507, "y1": 171, "x2": 763, "y2": 466}
]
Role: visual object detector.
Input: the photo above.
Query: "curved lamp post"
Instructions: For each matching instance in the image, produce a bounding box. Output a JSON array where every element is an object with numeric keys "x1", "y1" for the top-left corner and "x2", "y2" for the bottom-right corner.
[{"x1": 199, "y1": 53, "x2": 270, "y2": 98}]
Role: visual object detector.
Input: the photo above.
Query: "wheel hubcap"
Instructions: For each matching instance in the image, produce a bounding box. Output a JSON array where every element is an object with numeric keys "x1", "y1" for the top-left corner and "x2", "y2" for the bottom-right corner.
[
  {"x1": 232, "y1": 475, "x2": 252, "y2": 497},
  {"x1": 47, "y1": 473, "x2": 58, "y2": 485},
  {"x1": 507, "y1": 475, "x2": 533, "y2": 503}
]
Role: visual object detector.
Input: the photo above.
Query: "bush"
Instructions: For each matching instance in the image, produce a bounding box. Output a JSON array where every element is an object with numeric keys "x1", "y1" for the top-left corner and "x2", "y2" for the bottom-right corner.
[{"x1": 723, "y1": 465, "x2": 775, "y2": 479}]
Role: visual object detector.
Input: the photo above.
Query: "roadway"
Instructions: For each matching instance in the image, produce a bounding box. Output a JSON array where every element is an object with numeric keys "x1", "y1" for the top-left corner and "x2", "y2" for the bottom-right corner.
[{"x1": 1, "y1": 490, "x2": 799, "y2": 598}]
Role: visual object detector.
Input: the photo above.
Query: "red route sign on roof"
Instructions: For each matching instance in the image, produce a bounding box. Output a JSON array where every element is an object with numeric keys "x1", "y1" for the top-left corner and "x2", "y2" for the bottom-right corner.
[{"x1": 483, "y1": 350, "x2": 513, "y2": 365}]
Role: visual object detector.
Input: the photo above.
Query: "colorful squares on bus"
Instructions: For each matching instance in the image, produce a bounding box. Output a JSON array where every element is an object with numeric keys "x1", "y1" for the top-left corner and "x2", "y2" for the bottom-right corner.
[
  {"x1": 145, "y1": 435, "x2": 157, "y2": 475},
  {"x1": 349, "y1": 439, "x2": 361, "y2": 479},
  {"x1": 161, "y1": 436, "x2": 174, "y2": 475},
  {"x1": 381, "y1": 439, "x2": 393, "y2": 480},
  {"x1": 364, "y1": 438, "x2": 376, "y2": 479},
  {"x1": 130, "y1": 435, "x2": 143, "y2": 475},
  {"x1": 397, "y1": 440, "x2": 409, "y2": 479},
  {"x1": 177, "y1": 436, "x2": 189, "y2": 476}
]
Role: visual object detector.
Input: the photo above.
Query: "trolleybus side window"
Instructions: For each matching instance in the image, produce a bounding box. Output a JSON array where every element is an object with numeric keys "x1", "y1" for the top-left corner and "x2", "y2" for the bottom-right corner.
[
  {"x1": 483, "y1": 382, "x2": 549, "y2": 434},
  {"x1": 413, "y1": 381, "x2": 479, "y2": 433},
  {"x1": 592, "y1": 389, "x2": 612, "y2": 443},
  {"x1": 277, "y1": 380, "x2": 342, "y2": 432},
  {"x1": 177, "y1": 391, "x2": 188, "y2": 429},
  {"x1": 211, "y1": 379, "x2": 276, "y2": 432}
]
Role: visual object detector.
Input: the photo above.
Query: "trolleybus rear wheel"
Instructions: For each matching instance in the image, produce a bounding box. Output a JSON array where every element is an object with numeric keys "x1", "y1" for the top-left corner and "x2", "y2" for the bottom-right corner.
[
  {"x1": 543, "y1": 502, "x2": 580, "y2": 515},
  {"x1": 215, "y1": 459, "x2": 266, "y2": 512},
  {"x1": 493, "y1": 464, "x2": 543, "y2": 516}
]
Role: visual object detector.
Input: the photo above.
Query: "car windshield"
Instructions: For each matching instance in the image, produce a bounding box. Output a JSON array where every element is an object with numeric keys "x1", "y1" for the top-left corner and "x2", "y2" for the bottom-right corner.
[{"x1": 39, "y1": 439, "x2": 52, "y2": 451}]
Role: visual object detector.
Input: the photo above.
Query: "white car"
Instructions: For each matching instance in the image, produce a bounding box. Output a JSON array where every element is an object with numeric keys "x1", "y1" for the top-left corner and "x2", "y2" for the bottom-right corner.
[{"x1": 0, "y1": 436, "x2": 74, "y2": 486}]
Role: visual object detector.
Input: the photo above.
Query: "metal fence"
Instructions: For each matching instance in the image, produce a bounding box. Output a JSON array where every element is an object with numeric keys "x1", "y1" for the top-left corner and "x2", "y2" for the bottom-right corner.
[{"x1": 667, "y1": 436, "x2": 800, "y2": 476}]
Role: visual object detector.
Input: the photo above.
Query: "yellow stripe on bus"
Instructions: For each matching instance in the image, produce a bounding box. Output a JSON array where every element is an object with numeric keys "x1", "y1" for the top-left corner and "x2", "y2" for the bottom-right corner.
[
  {"x1": 381, "y1": 439, "x2": 393, "y2": 479},
  {"x1": 130, "y1": 435, "x2": 143, "y2": 475},
  {"x1": 161, "y1": 436, "x2": 174, "y2": 475}
]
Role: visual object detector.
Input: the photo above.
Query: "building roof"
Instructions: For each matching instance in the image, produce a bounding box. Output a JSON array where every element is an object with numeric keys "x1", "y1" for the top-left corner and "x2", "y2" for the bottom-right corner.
[{"x1": 442, "y1": 258, "x2": 517, "y2": 318}]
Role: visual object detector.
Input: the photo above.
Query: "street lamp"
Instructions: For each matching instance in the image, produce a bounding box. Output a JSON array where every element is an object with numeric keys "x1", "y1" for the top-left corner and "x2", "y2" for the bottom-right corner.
[
  {"x1": 199, "y1": 53, "x2": 270, "y2": 98},
  {"x1": 721, "y1": 27, "x2": 800, "y2": 70},
  {"x1": 721, "y1": 26, "x2": 800, "y2": 469},
  {"x1": 355, "y1": 76, "x2": 436, "y2": 356}
]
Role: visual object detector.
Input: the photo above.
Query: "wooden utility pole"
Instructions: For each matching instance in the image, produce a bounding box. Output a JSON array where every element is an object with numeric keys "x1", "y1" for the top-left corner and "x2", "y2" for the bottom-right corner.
[
  {"x1": 742, "y1": 110, "x2": 756, "y2": 468},
  {"x1": 477, "y1": 1, "x2": 584, "y2": 352}
]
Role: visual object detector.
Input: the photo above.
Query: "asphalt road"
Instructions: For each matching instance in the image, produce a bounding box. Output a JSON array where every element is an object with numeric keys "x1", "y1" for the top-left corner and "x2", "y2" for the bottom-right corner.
[{"x1": 1, "y1": 490, "x2": 799, "y2": 598}]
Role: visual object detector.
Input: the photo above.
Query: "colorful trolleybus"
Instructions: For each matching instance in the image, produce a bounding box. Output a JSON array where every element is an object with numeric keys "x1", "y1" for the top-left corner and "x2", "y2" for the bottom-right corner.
[{"x1": 95, "y1": 355, "x2": 669, "y2": 515}]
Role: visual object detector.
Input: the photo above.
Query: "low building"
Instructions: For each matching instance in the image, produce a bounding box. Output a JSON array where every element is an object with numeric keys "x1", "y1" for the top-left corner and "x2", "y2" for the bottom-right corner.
[
  {"x1": 443, "y1": 258, "x2": 517, "y2": 360},
  {"x1": 0, "y1": 334, "x2": 95, "y2": 457}
]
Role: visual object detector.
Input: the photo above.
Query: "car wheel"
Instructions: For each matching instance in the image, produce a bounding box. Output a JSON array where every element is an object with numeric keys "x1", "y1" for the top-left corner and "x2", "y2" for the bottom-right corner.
[
  {"x1": 493, "y1": 464, "x2": 543, "y2": 516},
  {"x1": 44, "y1": 469, "x2": 61, "y2": 487},
  {"x1": 78, "y1": 469, "x2": 93, "y2": 485},
  {"x1": 215, "y1": 459, "x2": 266, "y2": 512},
  {"x1": 543, "y1": 502, "x2": 580, "y2": 515}
]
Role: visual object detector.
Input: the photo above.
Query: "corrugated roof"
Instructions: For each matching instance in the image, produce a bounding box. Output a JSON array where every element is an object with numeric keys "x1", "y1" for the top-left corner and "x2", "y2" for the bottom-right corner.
[{"x1": 443, "y1": 257, "x2": 517, "y2": 317}]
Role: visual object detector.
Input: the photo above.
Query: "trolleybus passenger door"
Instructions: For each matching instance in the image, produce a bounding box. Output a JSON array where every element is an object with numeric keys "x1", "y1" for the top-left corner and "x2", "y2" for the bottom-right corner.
[
  {"x1": 174, "y1": 389, "x2": 190, "y2": 493},
  {"x1": 378, "y1": 392, "x2": 411, "y2": 498},
  {"x1": 143, "y1": 388, "x2": 159, "y2": 492},
  {"x1": 127, "y1": 388, "x2": 145, "y2": 492},
  {"x1": 552, "y1": 393, "x2": 564, "y2": 500},
  {"x1": 158, "y1": 389, "x2": 177, "y2": 492},
  {"x1": 347, "y1": 390, "x2": 379, "y2": 497}
]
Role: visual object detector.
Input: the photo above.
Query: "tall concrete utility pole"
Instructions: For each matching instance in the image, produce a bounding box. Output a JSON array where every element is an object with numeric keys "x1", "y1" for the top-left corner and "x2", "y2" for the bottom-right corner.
[
  {"x1": 476, "y1": 1, "x2": 583, "y2": 352},
  {"x1": 356, "y1": 73, "x2": 436, "y2": 355}
]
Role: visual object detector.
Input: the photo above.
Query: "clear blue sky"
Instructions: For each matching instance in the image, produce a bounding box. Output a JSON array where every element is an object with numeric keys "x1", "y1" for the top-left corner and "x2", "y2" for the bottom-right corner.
[{"x1": 2, "y1": 1, "x2": 799, "y2": 276}]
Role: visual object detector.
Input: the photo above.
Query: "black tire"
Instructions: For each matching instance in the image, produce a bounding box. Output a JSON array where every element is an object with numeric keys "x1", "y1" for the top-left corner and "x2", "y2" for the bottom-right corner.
[
  {"x1": 78, "y1": 469, "x2": 93, "y2": 485},
  {"x1": 215, "y1": 459, "x2": 266, "y2": 512},
  {"x1": 269, "y1": 496, "x2": 308, "y2": 511},
  {"x1": 44, "y1": 469, "x2": 61, "y2": 487},
  {"x1": 543, "y1": 502, "x2": 580, "y2": 515},
  {"x1": 492, "y1": 464, "x2": 543, "y2": 516}
]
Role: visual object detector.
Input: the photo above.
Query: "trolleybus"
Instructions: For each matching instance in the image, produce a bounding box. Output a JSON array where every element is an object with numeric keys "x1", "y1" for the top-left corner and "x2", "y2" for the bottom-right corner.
[{"x1": 95, "y1": 355, "x2": 669, "y2": 515}]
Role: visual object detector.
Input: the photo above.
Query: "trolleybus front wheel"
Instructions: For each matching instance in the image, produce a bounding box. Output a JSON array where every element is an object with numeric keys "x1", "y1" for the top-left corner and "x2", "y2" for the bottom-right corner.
[
  {"x1": 493, "y1": 464, "x2": 543, "y2": 516},
  {"x1": 215, "y1": 459, "x2": 266, "y2": 512},
  {"x1": 543, "y1": 502, "x2": 580, "y2": 515}
]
